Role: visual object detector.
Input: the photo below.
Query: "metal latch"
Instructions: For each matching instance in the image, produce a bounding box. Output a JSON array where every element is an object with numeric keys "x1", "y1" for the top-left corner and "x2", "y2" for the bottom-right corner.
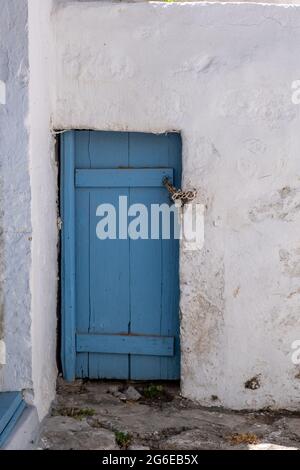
[{"x1": 163, "y1": 177, "x2": 197, "y2": 206}]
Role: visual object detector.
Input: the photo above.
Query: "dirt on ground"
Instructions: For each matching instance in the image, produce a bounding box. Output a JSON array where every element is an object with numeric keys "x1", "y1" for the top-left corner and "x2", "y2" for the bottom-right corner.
[{"x1": 38, "y1": 379, "x2": 300, "y2": 450}]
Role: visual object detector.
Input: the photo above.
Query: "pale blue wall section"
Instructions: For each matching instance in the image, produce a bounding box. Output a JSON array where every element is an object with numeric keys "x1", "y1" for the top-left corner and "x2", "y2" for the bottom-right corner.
[{"x1": 0, "y1": 0, "x2": 32, "y2": 392}]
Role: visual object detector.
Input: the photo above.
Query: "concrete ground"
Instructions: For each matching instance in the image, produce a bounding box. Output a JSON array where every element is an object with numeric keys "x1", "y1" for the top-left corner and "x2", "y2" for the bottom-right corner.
[{"x1": 38, "y1": 379, "x2": 300, "y2": 450}]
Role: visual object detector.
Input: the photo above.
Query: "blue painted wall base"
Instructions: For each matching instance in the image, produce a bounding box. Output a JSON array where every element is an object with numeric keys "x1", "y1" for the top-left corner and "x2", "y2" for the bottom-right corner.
[{"x1": 0, "y1": 392, "x2": 26, "y2": 448}]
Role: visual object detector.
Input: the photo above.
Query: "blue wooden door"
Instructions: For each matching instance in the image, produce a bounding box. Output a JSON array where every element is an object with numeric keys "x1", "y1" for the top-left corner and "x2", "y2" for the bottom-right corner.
[{"x1": 61, "y1": 131, "x2": 181, "y2": 381}]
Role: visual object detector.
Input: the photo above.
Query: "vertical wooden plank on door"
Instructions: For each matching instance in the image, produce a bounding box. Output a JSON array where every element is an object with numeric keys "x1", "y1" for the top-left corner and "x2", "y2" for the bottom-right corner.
[
  {"x1": 75, "y1": 191, "x2": 90, "y2": 377},
  {"x1": 130, "y1": 187, "x2": 163, "y2": 379},
  {"x1": 75, "y1": 131, "x2": 91, "y2": 377},
  {"x1": 61, "y1": 131, "x2": 76, "y2": 381},
  {"x1": 88, "y1": 132, "x2": 130, "y2": 378},
  {"x1": 129, "y1": 133, "x2": 181, "y2": 380},
  {"x1": 89, "y1": 189, "x2": 130, "y2": 378},
  {"x1": 160, "y1": 134, "x2": 182, "y2": 379}
]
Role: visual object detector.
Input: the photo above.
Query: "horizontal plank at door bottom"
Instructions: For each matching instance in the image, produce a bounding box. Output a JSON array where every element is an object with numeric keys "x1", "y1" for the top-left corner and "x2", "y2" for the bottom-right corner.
[
  {"x1": 75, "y1": 168, "x2": 173, "y2": 188},
  {"x1": 76, "y1": 334, "x2": 174, "y2": 357}
]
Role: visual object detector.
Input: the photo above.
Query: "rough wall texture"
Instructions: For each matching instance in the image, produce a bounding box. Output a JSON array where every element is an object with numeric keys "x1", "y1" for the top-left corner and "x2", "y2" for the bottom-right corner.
[
  {"x1": 54, "y1": 2, "x2": 300, "y2": 410},
  {"x1": 0, "y1": 0, "x2": 33, "y2": 392}
]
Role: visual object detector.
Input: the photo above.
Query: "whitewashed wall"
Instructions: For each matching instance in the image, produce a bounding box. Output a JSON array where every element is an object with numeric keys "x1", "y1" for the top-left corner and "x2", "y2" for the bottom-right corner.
[
  {"x1": 1, "y1": 0, "x2": 300, "y2": 420},
  {"x1": 0, "y1": 0, "x2": 32, "y2": 395},
  {"x1": 28, "y1": 0, "x2": 57, "y2": 420},
  {"x1": 54, "y1": 1, "x2": 300, "y2": 410}
]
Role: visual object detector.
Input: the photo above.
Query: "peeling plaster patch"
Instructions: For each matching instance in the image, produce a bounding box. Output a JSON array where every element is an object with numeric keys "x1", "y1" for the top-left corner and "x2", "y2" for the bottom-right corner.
[
  {"x1": 237, "y1": 138, "x2": 285, "y2": 181},
  {"x1": 237, "y1": 154, "x2": 258, "y2": 179},
  {"x1": 180, "y1": 248, "x2": 225, "y2": 400},
  {"x1": 16, "y1": 58, "x2": 29, "y2": 88},
  {"x1": 219, "y1": 87, "x2": 297, "y2": 129},
  {"x1": 233, "y1": 286, "x2": 240, "y2": 298},
  {"x1": 175, "y1": 55, "x2": 219, "y2": 76},
  {"x1": 279, "y1": 186, "x2": 296, "y2": 199},
  {"x1": 186, "y1": 137, "x2": 221, "y2": 179},
  {"x1": 287, "y1": 288, "x2": 300, "y2": 299},
  {"x1": 211, "y1": 395, "x2": 219, "y2": 402},
  {"x1": 245, "y1": 376, "x2": 261, "y2": 390},
  {"x1": 133, "y1": 26, "x2": 162, "y2": 41},
  {"x1": 181, "y1": 291, "x2": 225, "y2": 391},
  {"x1": 61, "y1": 46, "x2": 136, "y2": 82},
  {"x1": 244, "y1": 139, "x2": 267, "y2": 155},
  {"x1": 271, "y1": 304, "x2": 300, "y2": 332},
  {"x1": 194, "y1": 294, "x2": 223, "y2": 355},
  {"x1": 279, "y1": 248, "x2": 300, "y2": 278},
  {"x1": 249, "y1": 186, "x2": 300, "y2": 223}
]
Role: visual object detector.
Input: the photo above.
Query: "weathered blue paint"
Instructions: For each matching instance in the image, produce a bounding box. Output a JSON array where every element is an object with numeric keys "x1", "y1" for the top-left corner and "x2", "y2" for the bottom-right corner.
[
  {"x1": 77, "y1": 334, "x2": 174, "y2": 356},
  {"x1": 61, "y1": 131, "x2": 181, "y2": 380},
  {"x1": 0, "y1": 392, "x2": 22, "y2": 434},
  {"x1": 76, "y1": 168, "x2": 174, "y2": 188},
  {"x1": 0, "y1": 392, "x2": 26, "y2": 448},
  {"x1": 61, "y1": 131, "x2": 76, "y2": 381}
]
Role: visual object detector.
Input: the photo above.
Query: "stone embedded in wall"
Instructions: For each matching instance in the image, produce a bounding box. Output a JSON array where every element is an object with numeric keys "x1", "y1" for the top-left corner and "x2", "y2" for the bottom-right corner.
[
  {"x1": 279, "y1": 248, "x2": 300, "y2": 278},
  {"x1": 244, "y1": 376, "x2": 261, "y2": 391},
  {"x1": 249, "y1": 186, "x2": 300, "y2": 223}
]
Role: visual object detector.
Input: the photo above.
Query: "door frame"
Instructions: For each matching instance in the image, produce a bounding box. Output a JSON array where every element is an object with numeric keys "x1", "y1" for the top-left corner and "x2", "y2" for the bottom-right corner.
[
  {"x1": 61, "y1": 130, "x2": 76, "y2": 381},
  {"x1": 60, "y1": 130, "x2": 182, "y2": 381}
]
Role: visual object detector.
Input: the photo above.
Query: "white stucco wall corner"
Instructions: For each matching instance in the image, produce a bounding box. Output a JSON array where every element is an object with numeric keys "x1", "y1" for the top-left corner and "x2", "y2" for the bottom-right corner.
[{"x1": 28, "y1": 0, "x2": 58, "y2": 420}]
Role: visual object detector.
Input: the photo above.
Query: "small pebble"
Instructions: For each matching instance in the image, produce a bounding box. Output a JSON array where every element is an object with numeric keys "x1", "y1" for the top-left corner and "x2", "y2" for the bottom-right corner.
[{"x1": 124, "y1": 386, "x2": 142, "y2": 402}]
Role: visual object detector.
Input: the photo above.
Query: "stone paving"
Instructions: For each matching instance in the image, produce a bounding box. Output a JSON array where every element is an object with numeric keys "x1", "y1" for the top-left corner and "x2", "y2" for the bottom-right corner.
[{"x1": 38, "y1": 379, "x2": 300, "y2": 450}]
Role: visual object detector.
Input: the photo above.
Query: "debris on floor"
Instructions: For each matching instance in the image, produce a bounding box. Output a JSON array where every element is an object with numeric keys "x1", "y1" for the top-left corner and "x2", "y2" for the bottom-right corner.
[{"x1": 38, "y1": 379, "x2": 300, "y2": 450}]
